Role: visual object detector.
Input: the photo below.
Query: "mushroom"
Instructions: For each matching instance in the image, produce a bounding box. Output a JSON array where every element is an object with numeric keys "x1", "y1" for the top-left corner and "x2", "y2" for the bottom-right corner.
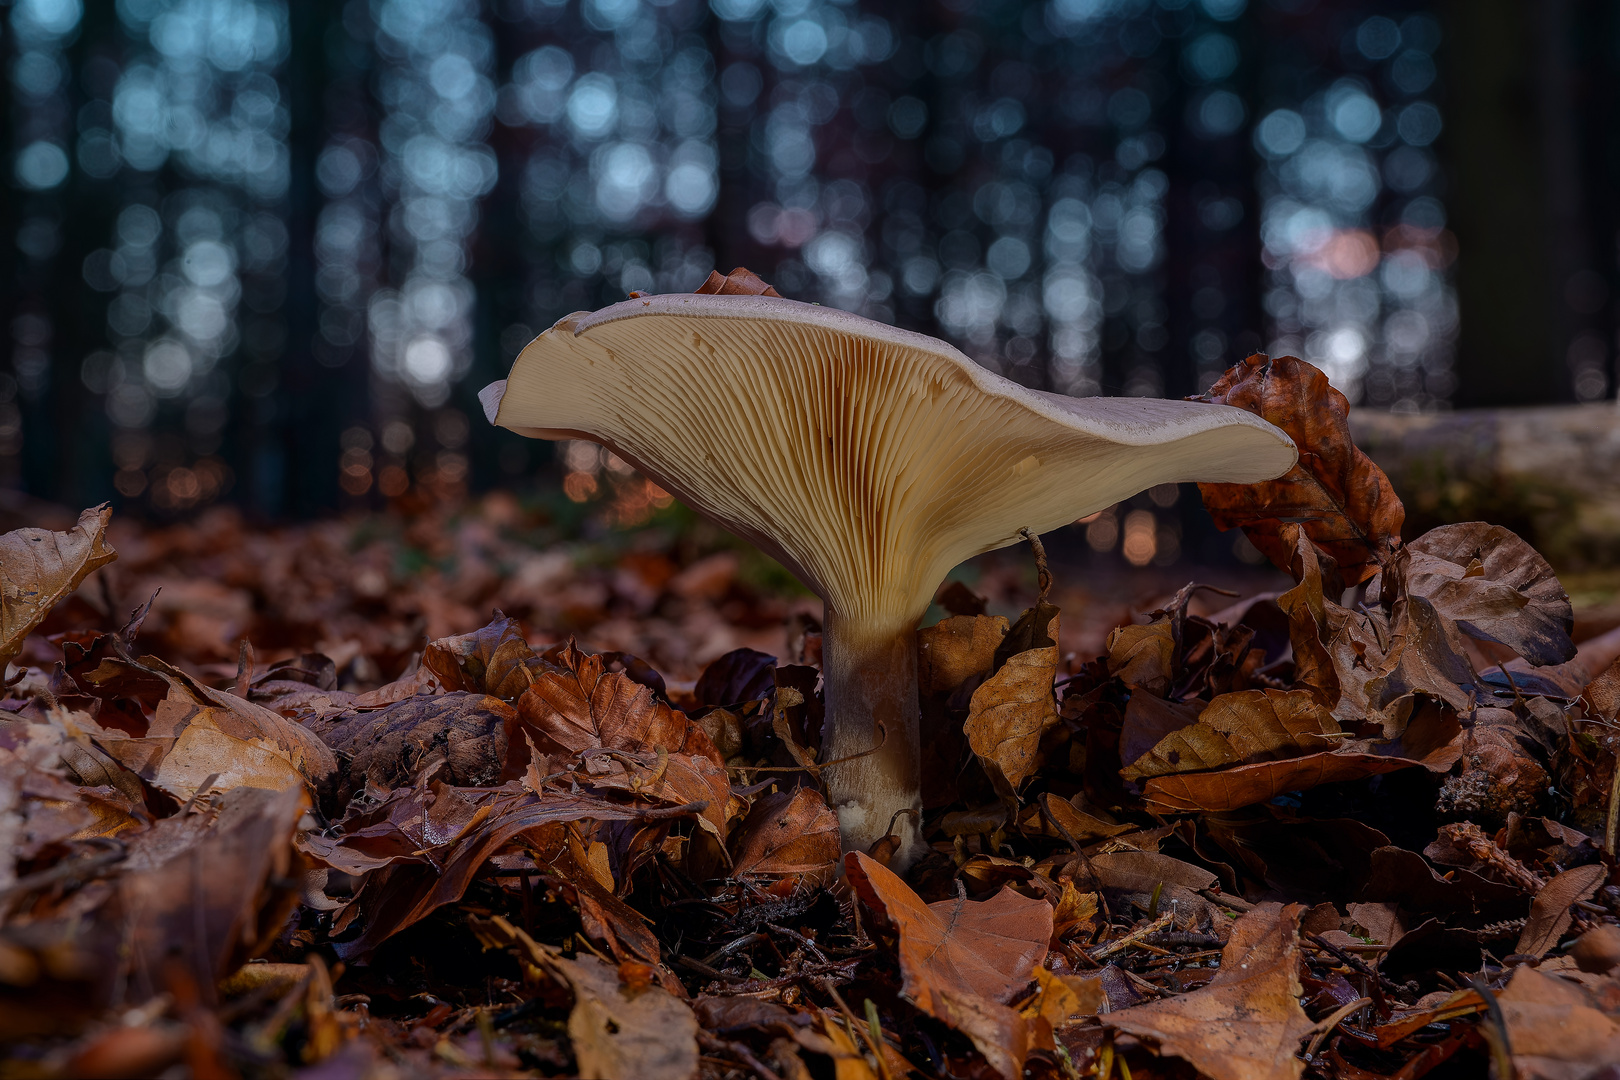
[{"x1": 483, "y1": 290, "x2": 1296, "y2": 868}]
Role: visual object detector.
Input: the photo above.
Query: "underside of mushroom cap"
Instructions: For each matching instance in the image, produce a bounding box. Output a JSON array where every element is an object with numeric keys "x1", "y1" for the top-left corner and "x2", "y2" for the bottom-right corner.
[{"x1": 487, "y1": 293, "x2": 1296, "y2": 627}]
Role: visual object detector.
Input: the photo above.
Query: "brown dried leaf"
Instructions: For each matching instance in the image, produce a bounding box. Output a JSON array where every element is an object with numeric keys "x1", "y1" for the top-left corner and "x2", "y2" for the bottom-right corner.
[
  {"x1": 728, "y1": 786, "x2": 841, "y2": 886},
  {"x1": 692, "y1": 647, "x2": 777, "y2": 706},
  {"x1": 935, "y1": 990, "x2": 1028, "y2": 1080},
  {"x1": 694, "y1": 266, "x2": 782, "y2": 296},
  {"x1": 1105, "y1": 903, "x2": 1316, "y2": 1080},
  {"x1": 1275, "y1": 526, "x2": 1340, "y2": 706},
  {"x1": 845, "y1": 850, "x2": 1051, "y2": 1012},
  {"x1": 1106, "y1": 617, "x2": 1176, "y2": 695},
  {"x1": 1118, "y1": 692, "x2": 1202, "y2": 772},
  {"x1": 965, "y1": 607, "x2": 1059, "y2": 788},
  {"x1": 1195, "y1": 354, "x2": 1402, "y2": 586},
  {"x1": 1123, "y1": 690, "x2": 1342, "y2": 781},
  {"x1": 1141, "y1": 750, "x2": 1433, "y2": 813},
  {"x1": 420, "y1": 612, "x2": 542, "y2": 701},
  {"x1": 1, "y1": 506, "x2": 117, "y2": 670},
  {"x1": 518, "y1": 642, "x2": 730, "y2": 840},
  {"x1": 117, "y1": 786, "x2": 306, "y2": 1004},
  {"x1": 1517, "y1": 864, "x2": 1607, "y2": 959},
  {"x1": 919, "y1": 614, "x2": 1008, "y2": 696},
  {"x1": 1089, "y1": 850, "x2": 1218, "y2": 893},
  {"x1": 1497, "y1": 965, "x2": 1620, "y2": 1079},
  {"x1": 1388, "y1": 522, "x2": 1575, "y2": 667},
  {"x1": 88, "y1": 656, "x2": 338, "y2": 801},
  {"x1": 1584, "y1": 653, "x2": 1620, "y2": 722},
  {"x1": 474, "y1": 914, "x2": 698, "y2": 1080}
]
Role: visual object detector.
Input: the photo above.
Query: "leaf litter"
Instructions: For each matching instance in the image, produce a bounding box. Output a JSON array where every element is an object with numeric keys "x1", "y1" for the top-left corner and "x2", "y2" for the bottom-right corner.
[{"x1": 5, "y1": 346, "x2": 1620, "y2": 1079}]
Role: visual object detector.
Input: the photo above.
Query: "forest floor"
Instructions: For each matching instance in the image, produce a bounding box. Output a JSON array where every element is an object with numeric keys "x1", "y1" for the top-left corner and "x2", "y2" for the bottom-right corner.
[{"x1": 6, "y1": 355, "x2": 1620, "y2": 1080}]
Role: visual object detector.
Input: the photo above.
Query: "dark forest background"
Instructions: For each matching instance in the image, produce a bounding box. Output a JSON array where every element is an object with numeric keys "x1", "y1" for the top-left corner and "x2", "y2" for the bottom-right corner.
[{"x1": 2, "y1": 0, "x2": 1617, "y2": 525}]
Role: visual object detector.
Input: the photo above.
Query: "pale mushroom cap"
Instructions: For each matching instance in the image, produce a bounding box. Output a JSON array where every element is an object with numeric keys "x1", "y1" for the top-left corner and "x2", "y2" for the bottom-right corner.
[{"x1": 487, "y1": 293, "x2": 1296, "y2": 628}]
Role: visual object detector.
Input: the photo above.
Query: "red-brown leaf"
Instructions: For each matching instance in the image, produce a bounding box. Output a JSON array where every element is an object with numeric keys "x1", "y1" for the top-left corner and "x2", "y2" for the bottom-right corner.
[
  {"x1": 1195, "y1": 354, "x2": 1403, "y2": 586},
  {"x1": 845, "y1": 850, "x2": 1051, "y2": 1012}
]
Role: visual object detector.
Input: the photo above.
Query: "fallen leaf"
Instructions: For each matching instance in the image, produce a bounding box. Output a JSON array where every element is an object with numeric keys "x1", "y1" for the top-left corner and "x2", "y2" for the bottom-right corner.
[
  {"x1": 845, "y1": 850, "x2": 1051, "y2": 1012},
  {"x1": 694, "y1": 266, "x2": 782, "y2": 296},
  {"x1": 728, "y1": 786, "x2": 841, "y2": 886},
  {"x1": 1105, "y1": 903, "x2": 1316, "y2": 1080},
  {"x1": 965, "y1": 605, "x2": 1059, "y2": 788},
  {"x1": 1, "y1": 506, "x2": 117, "y2": 670},
  {"x1": 1118, "y1": 692, "x2": 1202, "y2": 773},
  {"x1": 1123, "y1": 690, "x2": 1342, "y2": 781},
  {"x1": 1107, "y1": 617, "x2": 1176, "y2": 695},
  {"x1": 1387, "y1": 522, "x2": 1575, "y2": 667},
  {"x1": 518, "y1": 642, "x2": 730, "y2": 840},
  {"x1": 935, "y1": 989, "x2": 1028, "y2": 1080},
  {"x1": 1141, "y1": 750, "x2": 1433, "y2": 813},
  {"x1": 84, "y1": 656, "x2": 337, "y2": 801},
  {"x1": 693, "y1": 647, "x2": 778, "y2": 707},
  {"x1": 1195, "y1": 354, "x2": 1402, "y2": 586},
  {"x1": 117, "y1": 786, "x2": 307, "y2": 1004},
  {"x1": 919, "y1": 614, "x2": 1008, "y2": 696},
  {"x1": 1089, "y1": 850, "x2": 1217, "y2": 893},
  {"x1": 1584, "y1": 656, "x2": 1620, "y2": 724},
  {"x1": 421, "y1": 612, "x2": 542, "y2": 700},
  {"x1": 1497, "y1": 965, "x2": 1620, "y2": 1079},
  {"x1": 1275, "y1": 526, "x2": 1340, "y2": 706},
  {"x1": 1517, "y1": 864, "x2": 1607, "y2": 958},
  {"x1": 475, "y1": 914, "x2": 699, "y2": 1080}
]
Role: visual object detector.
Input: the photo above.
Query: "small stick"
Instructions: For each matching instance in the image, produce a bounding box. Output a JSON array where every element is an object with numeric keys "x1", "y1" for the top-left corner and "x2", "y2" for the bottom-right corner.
[
  {"x1": 1304, "y1": 997, "x2": 1372, "y2": 1061},
  {"x1": 1089, "y1": 911, "x2": 1174, "y2": 960},
  {"x1": 1019, "y1": 528, "x2": 1052, "y2": 601}
]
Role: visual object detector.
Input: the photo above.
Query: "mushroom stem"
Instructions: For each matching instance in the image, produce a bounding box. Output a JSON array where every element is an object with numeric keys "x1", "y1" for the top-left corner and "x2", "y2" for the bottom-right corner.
[{"x1": 818, "y1": 609, "x2": 923, "y2": 868}]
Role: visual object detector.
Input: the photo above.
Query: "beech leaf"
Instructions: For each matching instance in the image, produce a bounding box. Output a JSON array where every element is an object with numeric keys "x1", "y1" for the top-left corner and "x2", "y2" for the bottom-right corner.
[
  {"x1": 1195, "y1": 354, "x2": 1403, "y2": 586},
  {"x1": 0, "y1": 505, "x2": 117, "y2": 670},
  {"x1": 845, "y1": 850, "x2": 1051, "y2": 1013},
  {"x1": 1383, "y1": 522, "x2": 1575, "y2": 667},
  {"x1": 965, "y1": 606, "x2": 1059, "y2": 788},
  {"x1": 1123, "y1": 689, "x2": 1342, "y2": 781},
  {"x1": 1105, "y1": 903, "x2": 1316, "y2": 1080}
]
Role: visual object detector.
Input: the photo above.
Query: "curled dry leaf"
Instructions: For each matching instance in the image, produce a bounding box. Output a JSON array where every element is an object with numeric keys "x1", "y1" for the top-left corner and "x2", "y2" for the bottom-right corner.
[
  {"x1": 0, "y1": 505, "x2": 117, "y2": 670},
  {"x1": 85, "y1": 656, "x2": 337, "y2": 801},
  {"x1": 420, "y1": 611, "x2": 543, "y2": 701},
  {"x1": 694, "y1": 266, "x2": 782, "y2": 296},
  {"x1": 518, "y1": 642, "x2": 730, "y2": 840},
  {"x1": 1516, "y1": 863, "x2": 1607, "y2": 959},
  {"x1": 1195, "y1": 354, "x2": 1402, "y2": 586},
  {"x1": 1385, "y1": 522, "x2": 1575, "y2": 667},
  {"x1": 1089, "y1": 850, "x2": 1218, "y2": 894},
  {"x1": 728, "y1": 786, "x2": 841, "y2": 887},
  {"x1": 845, "y1": 850, "x2": 1051, "y2": 1012},
  {"x1": 1106, "y1": 617, "x2": 1176, "y2": 695},
  {"x1": 1123, "y1": 689, "x2": 1342, "y2": 781},
  {"x1": 1141, "y1": 749, "x2": 1438, "y2": 813},
  {"x1": 919, "y1": 614, "x2": 1008, "y2": 696},
  {"x1": 965, "y1": 605, "x2": 1060, "y2": 788},
  {"x1": 474, "y1": 914, "x2": 699, "y2": 1080},
  {"x1": 1497, "y1": 965, "x2": 1620, "y2": 1080},
  {"x1": 1105, "y1": 903, "x2": 1316, "y2": 1080}
]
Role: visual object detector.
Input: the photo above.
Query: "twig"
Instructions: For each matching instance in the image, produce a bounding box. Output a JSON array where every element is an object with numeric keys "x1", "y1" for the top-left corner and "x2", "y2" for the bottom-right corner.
[
  {"x1": 1089, "y1": 911, "x2": 1174, "y2": 960},
  {"x1": 698, "y1": 1030, "x2": 783, "y2": 1080},
  {"x1": 1306, "y1": 933, "x2": 1402, "y2": 994},
  {"x1": 1304, "y1": 997, "x2": 1372, "y2": 1061},
  {"x1": 1199, "y1": 888, "x2": 1255, "y2": 912},
  {"x1": 1607, "y1": 748, "x2": 1620, "y2": 857}
]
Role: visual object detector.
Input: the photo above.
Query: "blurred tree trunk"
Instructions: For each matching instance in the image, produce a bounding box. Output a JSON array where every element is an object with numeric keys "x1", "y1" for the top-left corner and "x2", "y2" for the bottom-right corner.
[{"x1": 1442, "y1": 0, "x2": 1602, "y2": 406}]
